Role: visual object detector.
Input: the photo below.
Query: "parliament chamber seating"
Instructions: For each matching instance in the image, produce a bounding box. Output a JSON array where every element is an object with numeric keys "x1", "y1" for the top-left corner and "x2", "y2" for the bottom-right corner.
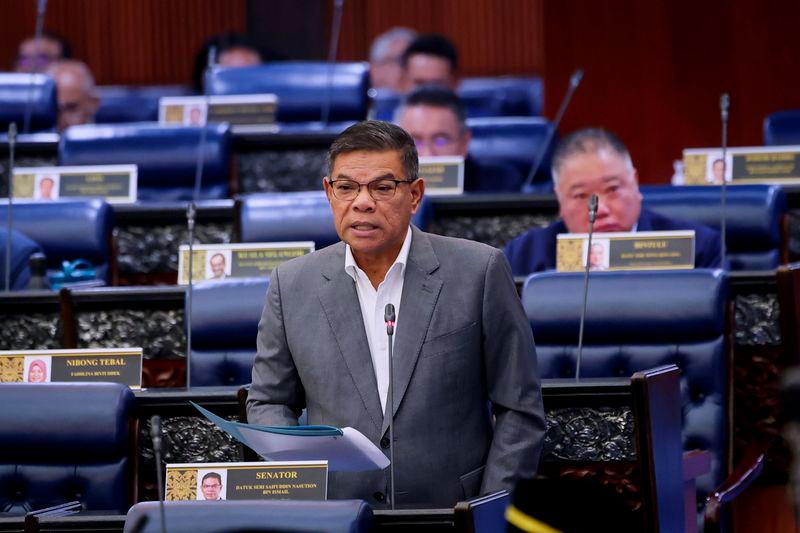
[
  {"x1": 523, "y1": 269, "x2": 734, "y2": 521},
  {"x1": 641, "y1": 184, "x2": 788, "y2": 270},
  {"x1": 0, "y1": 383, "x2": 136, "y2": 515},
  {"x1": 187, "y1": 278, "x2": 268, "y2": 386},
  {"x1": 205, "y1": 62, "x2": 370, "y2": 123},
  {"x1": 237, "y1": 191, "x2": 432, "y2": 247},
  {"x1": 124, "y1": 500, "x2": 373, "y2": 533},
  {"x1": 95, "y1": 85, "x2": 194, "y2": 124},
  {"x1": 0, "y1": 73, "x2": 57, "y2": 133},
  {"x1": 763, "y1": 109, "x2": 800, "y2": 146},
  {"x1": 58, "y1": 123, "x2": 233, "y2": 201},
  {"x1": 0, "y1": 228, "x2": 42, "y2": 290},
  {"x1": 0, "y1": 200, "x2": 115, "y2": 284}
]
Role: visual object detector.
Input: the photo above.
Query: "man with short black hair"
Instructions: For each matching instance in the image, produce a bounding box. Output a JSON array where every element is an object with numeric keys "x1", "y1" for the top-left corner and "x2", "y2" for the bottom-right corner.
[
  {"x1": 504, "y1": 128, "x2": 722, "y2": 275},
  {"x1": 400, "y1": 33, "x2": 458, "y2": 92},
  {"x1": 15, "y1": 32, "x2": 71, "y2": 73},
  {"x1": 248, "y1": 120, "x2": 544, "y2": 508},
  {"x1": 200, "y1": 472, "x2": 223, "y2": 500}
]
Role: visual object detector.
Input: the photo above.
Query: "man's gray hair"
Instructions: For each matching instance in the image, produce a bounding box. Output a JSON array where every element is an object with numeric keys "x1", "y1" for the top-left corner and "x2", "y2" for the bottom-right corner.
[
  {"x1": 369, "y1": 27, "x2": 417, "y2": 62},
  {"x1": 328, "y1": 120, "x2": 419, "y2": 181},
  {"x1": 551, "y1": 128, "x2": 633, "y2": 184}
]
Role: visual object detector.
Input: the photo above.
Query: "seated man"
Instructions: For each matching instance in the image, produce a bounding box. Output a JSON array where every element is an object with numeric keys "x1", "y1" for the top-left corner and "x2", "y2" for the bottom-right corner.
[
  {"x1": 399, "y1": 33, "x2": 459, "y2": 92},
  {"x1": 45, "y1": 59, "x2": 100, "y2": 132},
  {"x1": 369, "y1": 27, "x2": 417, "y2": 92},
  {"x1": 504, "y1": 128, "x2": 722, "y2": 275},
  {"x1": 14, "y1": 31, "x2": 71, "y2": 73},
  {"x1": 395, "y1": 85, "x2": 522, "y2": 191}
]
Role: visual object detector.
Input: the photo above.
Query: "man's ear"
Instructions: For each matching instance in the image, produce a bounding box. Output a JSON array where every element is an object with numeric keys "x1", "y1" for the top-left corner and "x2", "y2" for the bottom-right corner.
[
  {"x1": 323, "y1": 177, "x2": 333, "y2": 202},
  {"x1": 410, "y1": 178, "x2": 425, "y2": 213}
]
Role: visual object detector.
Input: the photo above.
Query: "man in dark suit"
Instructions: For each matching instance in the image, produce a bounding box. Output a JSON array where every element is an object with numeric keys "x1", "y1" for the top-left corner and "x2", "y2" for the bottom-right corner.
[
  {"x1": 248, "y1": 120, "x2": 544, "y2": 508},
  {"x1": 504, "y1": 128, "x2": 722, "y2": 276}
]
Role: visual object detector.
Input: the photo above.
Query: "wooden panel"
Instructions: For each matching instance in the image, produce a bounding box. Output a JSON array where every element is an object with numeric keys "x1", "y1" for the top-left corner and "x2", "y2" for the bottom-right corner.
[{"x1": 0, "y1": 0, "x2": 247, "y2": 85}]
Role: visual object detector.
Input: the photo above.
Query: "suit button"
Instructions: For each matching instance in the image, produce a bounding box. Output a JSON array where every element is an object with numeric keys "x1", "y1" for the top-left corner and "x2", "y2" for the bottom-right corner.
[
  {"x1": 380, "y1": 437, "x2": 390, "y2": 449},
  {"x1": 374, "y1": 492, "x2": 385, "y2": 502}
]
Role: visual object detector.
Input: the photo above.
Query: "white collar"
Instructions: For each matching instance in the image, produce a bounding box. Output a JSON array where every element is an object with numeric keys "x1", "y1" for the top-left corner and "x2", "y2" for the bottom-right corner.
[{"x1": 345, "y1": 226, "x2": 413, "y2": 281}]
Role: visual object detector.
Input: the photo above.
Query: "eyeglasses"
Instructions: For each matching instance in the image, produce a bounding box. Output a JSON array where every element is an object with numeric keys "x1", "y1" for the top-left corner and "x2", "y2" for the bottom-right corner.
[{"x1": 328, "y1": 178, "x2": 411, "y2": 201}]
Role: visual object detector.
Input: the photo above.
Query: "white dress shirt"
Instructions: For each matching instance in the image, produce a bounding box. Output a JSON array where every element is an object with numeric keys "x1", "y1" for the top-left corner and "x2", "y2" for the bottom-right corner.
[{"x1": 344, "y1": 226, "x2": 412, "y2": 414}]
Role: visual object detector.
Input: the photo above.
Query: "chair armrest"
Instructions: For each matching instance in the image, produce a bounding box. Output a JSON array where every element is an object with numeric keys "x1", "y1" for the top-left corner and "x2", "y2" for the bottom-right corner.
[{"x1": 703, "y1": 443, "x2": 767, "y2": 533}]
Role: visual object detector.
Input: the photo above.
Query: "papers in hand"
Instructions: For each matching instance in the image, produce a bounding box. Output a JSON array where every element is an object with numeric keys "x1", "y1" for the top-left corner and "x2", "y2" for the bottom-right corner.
[{"x1": 192, "y1": 402, "x2": 390, "y2": 472}]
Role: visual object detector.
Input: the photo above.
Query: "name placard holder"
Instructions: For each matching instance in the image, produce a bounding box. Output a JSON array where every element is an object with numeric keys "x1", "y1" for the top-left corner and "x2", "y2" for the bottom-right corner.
[
  {"x1": 682, "y1": 145, "x2": 800, "y2": 185},
  {"x1": 165, "y1": 461, "x2": 328, "y2": 501},
  {"x1": 13, "y1": 165, "x2": 138, "y2": 203},
  {"x1": 159, "y1": 95, "x2": 279, "y2": 127},
  {"x1": 0, "y1": 348, "x2": 143, "y2": 388},
  {"x1": 556, "y1": 230, "x2": 696, "y2": 272},
  {"x1": 418, "y1": 156, "x2": 464, "y2": 195}
]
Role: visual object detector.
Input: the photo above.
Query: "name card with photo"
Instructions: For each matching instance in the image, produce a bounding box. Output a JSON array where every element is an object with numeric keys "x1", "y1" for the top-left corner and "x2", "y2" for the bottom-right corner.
[
  {"x1": 159, "y1": 95, "x2": 278, "y2": 127},
  {"x1": 13, "y1": 165, "x2": 138, "y2": 204},
  {"x1": 682, "y1": 145, "x2": 800, "y2": 185},
  {"x1": 0, "y1": 348, "x2": 143, "y2": 388},
  {"x1": 178, "y1": 242, "x2": 315, "y2": 285},
  {"x1": 556, "y1": 230, "x2": 695, "y2": 272},
  {"x1": 165, "y1": 461, "x2": 328, "y2": 501},
  {"x1": 418, "y1": 156, "x2": 464, "y2": 195}
]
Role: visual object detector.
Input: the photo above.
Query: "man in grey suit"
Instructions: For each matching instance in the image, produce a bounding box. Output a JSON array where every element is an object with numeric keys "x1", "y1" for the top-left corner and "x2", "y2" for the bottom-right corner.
[{"x1": 247, "y1": 120, "x2": 544, "y2": 508}]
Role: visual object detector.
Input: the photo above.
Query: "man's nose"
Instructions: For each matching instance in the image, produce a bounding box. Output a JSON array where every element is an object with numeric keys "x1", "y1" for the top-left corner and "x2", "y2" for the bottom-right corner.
[
  {"x1": 351, "y1": 185, "x2": 376, "y2": 210},
  {"x1": 594, "y1": 197, "x2": 611, "y2": 217}
]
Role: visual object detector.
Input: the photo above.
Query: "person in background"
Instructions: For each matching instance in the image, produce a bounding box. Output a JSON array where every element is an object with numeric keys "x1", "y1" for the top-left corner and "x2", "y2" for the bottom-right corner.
[
  {"x1": 15, "y1": 31, "x2": 71, "y2": 73},
  {"x1": 400, "y1": 33, "x2": 459, "y2": 93},
  {"x1": 193, "y1": 32, "x2": 264, "y2": 93},
  {"x1": 45, "y1": 59, "x2": 99, "y2": 132},
  {"x1": 27, "y1": 360, "x2": 48, "y2": 383},
  {"x1": 368, "y1": 27, "x2": 417, "y2": 92}
]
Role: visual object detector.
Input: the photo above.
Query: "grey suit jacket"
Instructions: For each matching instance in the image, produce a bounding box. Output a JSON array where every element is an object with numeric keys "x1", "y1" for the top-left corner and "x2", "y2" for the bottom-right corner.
[{"x1": 247, "y1": 226, "x2": 544, "y2": 508}]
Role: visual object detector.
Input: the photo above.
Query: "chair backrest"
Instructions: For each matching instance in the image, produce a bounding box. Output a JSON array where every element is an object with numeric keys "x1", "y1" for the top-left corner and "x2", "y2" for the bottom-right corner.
[
  {"x1": 124, "y1": 500, "x2": 373, "y2": 533},
  {"x1": 0, "y1": 200, "x2": 114, "y2": 283},
  {"x1": 206, "y1": 62, "x2": 370, "y2": 123},
  {"x1": 458, "y1": 76, "x2": 544, "y2": 118},
  {"x1": 95, "y1": 85, "x2": 194, "y2": 124},
  {"x1": 0, "y1": 382, "x2": 135, "y2": 515},
  {"x1": 641, "y1": 184, "x2": 787, "y2": 270},
  {"x1": 0, "y1": 73, "x2": 57, "y2": 133},
  {"x1": 0, "y1": 228, "x2": 42, "y2": 290},
  {"x1": 59, "y1": 123, "x2": 232, "y2": 201},
  {"x1": 188, "y1": 278, "x2": 268, "y2": 386},
  {"x1": 522, "y1": 269, "x2": 729, "y2": 505},
  {"x1": 466, "y1": 117, "x2": 556, "y2": 191},
  {"x1": 238, "y1": 191, "x2": 432, "y2": 247},
  {"x1": 763, "y1": 109, "x2": 800, "y2": 146}
]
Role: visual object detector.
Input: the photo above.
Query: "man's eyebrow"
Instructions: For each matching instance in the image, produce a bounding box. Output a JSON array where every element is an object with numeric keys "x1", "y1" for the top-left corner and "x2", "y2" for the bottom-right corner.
[{"x1": 333, "y1": 172, "x2": 397, "y2": 181}]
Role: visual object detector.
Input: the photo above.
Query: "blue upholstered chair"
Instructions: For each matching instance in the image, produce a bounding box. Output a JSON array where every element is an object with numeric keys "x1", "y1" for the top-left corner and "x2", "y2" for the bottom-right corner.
[
  {"x1": 466, "y1": 117, "x2": 556, "y2": 192},
  {"x1": 0, "y1": 200, "x2": 114, "y2": 284},
  {"x1": 0, "y1": 383, "x2": 136, "y2": 515},
  {"x1": 187, "y1": 278, "x2": 268, "y2": 386},
  {"x1": 124, "y1": 500, "x2": 373, "y2": 533},
  {"x1": 0, "y1": 228, "x2": 42, "y2": 290},
  {"x1": 238, "y1": 191, "x2": 432, "y2": 248},
  {"x1": 641, "y1": 184, "x2": 787, "y2": 270},
  {"x1": 458, "y1": 76, "x2": 544, "y2": 118},
  {"x1": 95, "y1": 85, "x2": 194, "y2": 124},
  {"x1": 59, "y1": 123, "x2": 232, "y2": 201},
  {"x1": 206, "y1": 62, "x2": 370, "y2": 123},
  {"x1": 763, "y1": 109, "x2": 800, "y2": 146},
  {"x1": 0, "y1": 73, "x2": 57, "y2": 133}
]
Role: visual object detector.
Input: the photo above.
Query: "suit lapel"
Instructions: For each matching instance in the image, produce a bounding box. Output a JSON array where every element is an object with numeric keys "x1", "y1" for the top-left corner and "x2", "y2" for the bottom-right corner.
[
  {"x1": 382, "y1": 228, "x2": 442, "y2": 435},
  {"x1": 318, "y1": 245, "x2": 383, "y2": 431}
]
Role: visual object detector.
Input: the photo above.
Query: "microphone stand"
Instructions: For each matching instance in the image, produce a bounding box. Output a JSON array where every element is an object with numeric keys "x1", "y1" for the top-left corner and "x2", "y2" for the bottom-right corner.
[
  {"x1": 150, "y1": 415, "x2": 168, "y2": 533},
  {"x1": 23, "y1": 0, "x2": 49, "y2": 134},
  {"x1": 5, "y1": 123, "x2": 17, "y2": 293},
  {"x1": 575, "y1": 194, "x2": 598, "y2": 381},
  {"x1": 719, "y1": 93, "x2": 730, "y2": 265},
  {"x1": 321, "y1": 0, "x2": 345, "y2": 126},
  {"x1": 384, "y1": 303, "x2": 396, "y2": 510},
  {"x1": 521, "y1": 68, "x2": 583, "y2": 191}
]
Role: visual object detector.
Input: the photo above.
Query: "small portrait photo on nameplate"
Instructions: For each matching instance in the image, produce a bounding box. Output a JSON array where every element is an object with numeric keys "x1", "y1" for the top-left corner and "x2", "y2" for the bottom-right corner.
[
  {"x1": 178, "y1": 242, "x2": 315, "y2": 285},
  {"x1": 159, "y1": 94, "x2": 278, "y2": 127},
  {"x1": 0, "y1": 348, "x2": 143, "y2": 388},
  {"x1": 556, "y1": 230, "x2": 696, "y2": 272},
  {"x1": 13, "y1": 165, "x2": 138, "y2": 204},
  {"x1": 418, "y1": 156, "x2": 464, "y2": 195},
  {"x1": 683, "y1": 146, "x2": 800, "y2": 185},
  {"x1": 165, "y1": 461, "x2": 328, "y2": 502}
]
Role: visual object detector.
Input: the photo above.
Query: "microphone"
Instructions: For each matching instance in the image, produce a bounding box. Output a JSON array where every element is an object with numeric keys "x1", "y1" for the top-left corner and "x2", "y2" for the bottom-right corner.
[
  {"x1": 575, "y1": 193, "x2": 598, "y2": 381},
  {"x1": 185, "y1": 46, "x2": 216, "y2": 387},
  {"x1": 521, "y1": 68, "x2": 584, "y2": 191},
  {"x1": 383, "y1": 303, "x2": 396, "y2": 510},
  {"x1": 5, "y1": 123, "x2": 17, "y2": 293},
  {"x1": 719, "y1": 93, "x2": 730, "y2": 266},
  {"x1": 150, "y1": 415, "x2": 168, "y2": 533},
  {"x1": 23, "y1": 0, "x2": 49, "y2": 133},
  {"x1": 321, "y1": 0, "x2": 345, "y2": 125}
]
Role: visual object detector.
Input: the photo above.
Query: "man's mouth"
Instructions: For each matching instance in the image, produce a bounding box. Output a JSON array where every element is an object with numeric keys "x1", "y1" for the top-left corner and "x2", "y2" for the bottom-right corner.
[{"x1": 351, "y1": 222, "x2": 379, "y2": 231}]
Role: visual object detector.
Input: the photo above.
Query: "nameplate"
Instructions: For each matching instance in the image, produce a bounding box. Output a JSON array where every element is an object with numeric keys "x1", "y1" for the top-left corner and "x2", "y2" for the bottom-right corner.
[
  {"x1": 556, "y1": 230, "x2": 695, "y2": 272},
  {"x1": 0, "y1": 348, "x2": 143, "y2": 388},
  {"x1": 682, "y1": 145, "x2": 800, "y2": 185},
  {"x1": 159, "y1": 95, "x2": 278, "y2": 126},
  {"x1": 12, "y1": 165, "x2": 138, "y2": 203},
  {"x1": 178, "y1": 242, "x2": 315, "y2": 285},
  {"x1": 165, "y1": 461, "x2": 328, "y2": 501},
  {"x1": 418, "y1": 156, "x2": 464, "y2": 195}
]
